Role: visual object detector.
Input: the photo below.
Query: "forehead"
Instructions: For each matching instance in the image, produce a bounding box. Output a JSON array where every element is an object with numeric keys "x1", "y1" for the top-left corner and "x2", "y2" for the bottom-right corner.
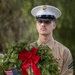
[{"x1": 36, "y1": 20, "x2": 55, "y2": 24}]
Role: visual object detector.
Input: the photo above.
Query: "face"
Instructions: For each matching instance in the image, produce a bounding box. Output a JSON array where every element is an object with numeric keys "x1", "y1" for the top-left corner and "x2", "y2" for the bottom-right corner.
[{"x1": 36, "y1": 20, "x2": 56, "y2": 35}]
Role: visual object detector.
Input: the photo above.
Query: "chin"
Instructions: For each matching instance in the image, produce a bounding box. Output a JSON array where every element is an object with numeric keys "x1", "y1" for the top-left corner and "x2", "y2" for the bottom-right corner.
[{"x1": 40, "y1": 32, "x2": 49, "y2": 35}]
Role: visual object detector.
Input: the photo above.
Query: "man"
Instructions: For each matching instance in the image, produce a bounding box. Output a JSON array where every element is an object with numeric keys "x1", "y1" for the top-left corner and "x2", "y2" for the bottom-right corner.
[{"x1": 30, "y1": 5, "x2": 73, "y2": 75}]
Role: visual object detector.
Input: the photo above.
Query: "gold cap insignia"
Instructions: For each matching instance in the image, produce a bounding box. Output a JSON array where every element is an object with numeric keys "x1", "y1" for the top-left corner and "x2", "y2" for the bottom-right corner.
[{"x1": 43, "y1": 5, "x2": 47, "y2": 10}]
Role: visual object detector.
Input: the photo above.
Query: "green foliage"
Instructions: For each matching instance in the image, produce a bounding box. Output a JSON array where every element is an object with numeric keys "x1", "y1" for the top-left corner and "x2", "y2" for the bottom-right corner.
[
  {"x1": 0, "y1": 41, "x2": 59, "y2": 75},
  {"x1": 37, "y1": 45, "x2": 59, "y2": 75},
  {"x1": 0, "y1": 40, "x2": 29, "y2": 74},
  {"x1": 0, "y1": 0, "x2": 75, "y2": 73},
  {"x1": 0, "y1": 0, "x2": 27, "y2": 52}
]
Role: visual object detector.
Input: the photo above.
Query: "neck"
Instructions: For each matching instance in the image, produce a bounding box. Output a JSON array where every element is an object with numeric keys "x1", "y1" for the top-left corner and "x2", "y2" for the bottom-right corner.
[{"x1": 38, "y1": 34, "x2": 53, "y2": 44}]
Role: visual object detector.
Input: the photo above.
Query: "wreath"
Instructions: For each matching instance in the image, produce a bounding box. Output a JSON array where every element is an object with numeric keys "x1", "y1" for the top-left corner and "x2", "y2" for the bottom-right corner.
[{"x1": 0, "y1": 40, "x2": 59, "y2": 75}]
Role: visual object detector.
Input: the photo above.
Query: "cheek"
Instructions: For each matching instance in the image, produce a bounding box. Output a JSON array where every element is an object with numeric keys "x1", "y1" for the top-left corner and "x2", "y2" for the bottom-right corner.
[
  {"x1": 47, "y1": 25, "x2": 53, "y2": 30},
  {"x1": 49, "y1": 24, "x2": 56, "y2": 30},
  {"x1": 36, "y1": 24, "x2": 40, "y2": 31},
  {"x1": 46, "y1": 25, "x2": 55, "y2": 33}
]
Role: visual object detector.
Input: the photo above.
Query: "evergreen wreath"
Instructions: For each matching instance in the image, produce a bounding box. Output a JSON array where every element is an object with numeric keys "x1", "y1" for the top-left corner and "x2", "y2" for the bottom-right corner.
[{"x1": 0, "y1": 40, "x2": 59, "y2": 75}]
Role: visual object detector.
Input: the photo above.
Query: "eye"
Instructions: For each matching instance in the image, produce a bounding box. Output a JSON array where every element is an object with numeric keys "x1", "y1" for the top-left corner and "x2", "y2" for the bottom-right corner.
[
  {"x1": 45, "y1": 21, "x2": 51, "y2": 24},
  {"x1": 37, "y1": 20, "x2": 52, "y2": 24},
  {"x1": 37, "y1": 20, "x2": 43, "y2": 23}
]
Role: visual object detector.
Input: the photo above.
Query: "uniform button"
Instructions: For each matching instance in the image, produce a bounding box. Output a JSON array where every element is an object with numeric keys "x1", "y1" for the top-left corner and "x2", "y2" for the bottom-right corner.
[{"x1": 58, "y1": 66, "x2": 61, "y2": 71}]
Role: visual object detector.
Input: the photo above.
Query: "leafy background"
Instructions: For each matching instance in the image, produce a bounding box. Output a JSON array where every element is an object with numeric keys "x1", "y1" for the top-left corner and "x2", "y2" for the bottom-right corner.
[{"x1": 0, "y1": 0, "x2": 75, "y2": 74}]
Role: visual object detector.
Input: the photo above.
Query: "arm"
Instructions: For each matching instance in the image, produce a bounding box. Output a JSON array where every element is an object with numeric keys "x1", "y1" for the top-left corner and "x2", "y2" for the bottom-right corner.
[{"x1": 61, "y1": 48, "x2": 73, "y2": 75}]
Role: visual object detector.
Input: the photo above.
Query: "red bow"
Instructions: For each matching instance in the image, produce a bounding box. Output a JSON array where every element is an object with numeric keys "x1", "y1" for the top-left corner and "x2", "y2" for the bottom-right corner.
[{"x1": 18, "y1": 47, "x2": 41, "y2": 75}]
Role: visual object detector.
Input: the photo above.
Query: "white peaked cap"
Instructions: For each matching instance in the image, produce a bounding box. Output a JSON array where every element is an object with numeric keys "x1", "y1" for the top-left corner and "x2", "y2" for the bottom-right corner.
[{"x1": 31, "y1": 5, "x2": 62, "y2": 19}]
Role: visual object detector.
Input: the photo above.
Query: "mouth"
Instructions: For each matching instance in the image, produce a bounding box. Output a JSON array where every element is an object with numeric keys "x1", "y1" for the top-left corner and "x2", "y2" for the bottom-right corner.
[{"x1": 41, "y1": 27, "x2": 47, "y2": 31}]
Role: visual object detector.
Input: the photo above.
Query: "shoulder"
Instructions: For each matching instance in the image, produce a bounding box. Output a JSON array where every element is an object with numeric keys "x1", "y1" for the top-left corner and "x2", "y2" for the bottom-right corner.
[
  {"x1": 54, "y1": 40, "x2": 73, "y2": 63},
  {"x1": 54, "y1": 40, "x2": 72, "y2": 56},
  {"x1": 54, "y1": 40, "x2": 70, "y2": 51}
]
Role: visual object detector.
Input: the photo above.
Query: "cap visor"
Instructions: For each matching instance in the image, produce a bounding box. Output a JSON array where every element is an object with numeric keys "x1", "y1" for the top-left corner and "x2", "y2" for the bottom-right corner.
[{"x1": 36, "y1": 19, "x2": 52, "y2": 21}]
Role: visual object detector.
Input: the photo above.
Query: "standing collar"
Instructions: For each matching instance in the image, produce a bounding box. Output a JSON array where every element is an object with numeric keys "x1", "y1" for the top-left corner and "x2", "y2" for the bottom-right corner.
[{"x1": 37, "y1": 38, "x2": 54, "y2": 50}]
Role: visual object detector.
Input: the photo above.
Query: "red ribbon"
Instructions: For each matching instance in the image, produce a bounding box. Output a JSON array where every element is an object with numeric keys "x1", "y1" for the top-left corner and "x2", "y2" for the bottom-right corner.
[{"x1": 18, "y1": 47, "x2": 41, "y2": 75}]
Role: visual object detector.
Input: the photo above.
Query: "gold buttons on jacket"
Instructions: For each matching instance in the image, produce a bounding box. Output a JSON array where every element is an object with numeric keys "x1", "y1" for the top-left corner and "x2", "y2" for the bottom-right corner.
[{"x1": 58, "y1": 66, "x2": 61, "y2": 71}]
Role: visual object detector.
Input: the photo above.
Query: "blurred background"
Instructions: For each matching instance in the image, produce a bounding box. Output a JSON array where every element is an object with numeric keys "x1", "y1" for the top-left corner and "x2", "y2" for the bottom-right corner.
[{"x1": 0, "y1": 0, "x2": 75, "y2": 73}]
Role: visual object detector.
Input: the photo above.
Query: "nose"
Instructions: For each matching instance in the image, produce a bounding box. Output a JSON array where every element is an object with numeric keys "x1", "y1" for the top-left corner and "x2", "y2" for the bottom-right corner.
[{"x1": 41, "y1": 22, "x2": 45, "y2": 27}]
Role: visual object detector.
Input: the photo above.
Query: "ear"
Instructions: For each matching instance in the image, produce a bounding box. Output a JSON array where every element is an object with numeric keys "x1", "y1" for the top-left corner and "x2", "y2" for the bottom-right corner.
[{"x1": 53, "y1": 22, "x2": 56, "y2": 29}]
